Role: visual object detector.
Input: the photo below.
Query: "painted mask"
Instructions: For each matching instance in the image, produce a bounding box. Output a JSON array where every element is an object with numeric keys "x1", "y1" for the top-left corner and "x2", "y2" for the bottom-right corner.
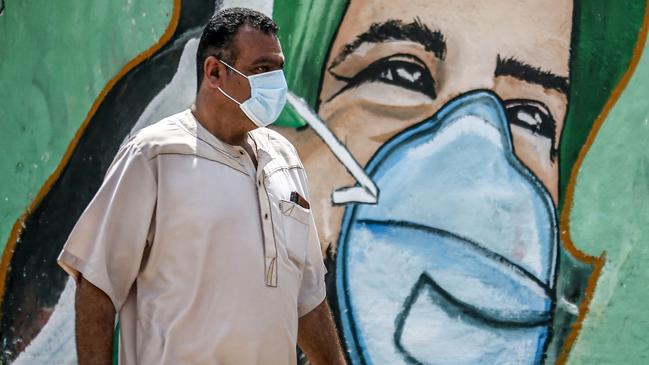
[{"x1": 336, "y1": 90, "x2": 558, "y2": 365}]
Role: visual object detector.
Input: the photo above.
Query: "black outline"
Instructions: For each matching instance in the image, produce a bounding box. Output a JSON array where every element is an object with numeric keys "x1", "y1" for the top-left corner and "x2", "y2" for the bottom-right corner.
[
  {"x1": 328, "y1": 53, "x2": 436, "y2": 102},
  {"x1": 358, "y1": 219, "x2": 553, "y2": 297},
  {"x1": 496, "y1": 56, "x2": 569, "y2": 95},
  {"x1": 334, "y1": 90, "x2": 560, "y2": 365},
  {"x1": 329, "y1": 18, "x2": 446, "y2": 71},
  {"x1": 394, "y1": 273, "x2": 551, "y2": 365},
  {"x1": 504, "y1": 98, "x2": 559, "y2": 161}
]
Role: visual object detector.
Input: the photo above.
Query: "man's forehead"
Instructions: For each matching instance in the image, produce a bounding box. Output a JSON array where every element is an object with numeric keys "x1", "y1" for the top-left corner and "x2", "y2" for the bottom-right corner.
[{"x1": 232, "y1": 25, "x2": 283, "y2": 59}]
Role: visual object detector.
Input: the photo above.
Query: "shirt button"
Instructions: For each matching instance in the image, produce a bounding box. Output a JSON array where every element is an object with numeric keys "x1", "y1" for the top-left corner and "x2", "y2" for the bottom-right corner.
[
  {"x1": 264, "y1": 213, "x2": 269, "y2": 220},
  {"x1": 239, "y1": 150, "x2": 245, "y2": 155},
  {"x1": 257, "y1": 180, "x2": 261, "y2": 187}
]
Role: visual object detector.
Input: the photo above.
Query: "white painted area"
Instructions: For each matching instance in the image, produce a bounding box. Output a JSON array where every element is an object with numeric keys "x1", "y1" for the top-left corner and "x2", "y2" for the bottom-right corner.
[
  {"x1": 396, "y1": 67, "x2": 420, "y2": 83},
  {"x1": 346, "y1": 226, "x2": 548, "y2": 364},
  {"x1": 125, "y1": 38, "x2": 200, "y2": 142},
  {"x1": 287, "y1": 92, "x2": 378, "y2": 204},
  {"x1": 341, "y1": 93, "x2": 558, "y2": 364},
  {"x1": 407, "y1": 115, "x2": 503, "y2": 160},
  {"x1": 359, "y1": 112, "x2": 553, "y2": 280},
  {"x1": 400, "y1": 285, "x2": 540, "y2": 364},
  {"x1": 559, "y1": 296, "x2": 579, "y2": 315},
  {"x1": 13, "y1": 278, "x2": 77, "y2": 365}
]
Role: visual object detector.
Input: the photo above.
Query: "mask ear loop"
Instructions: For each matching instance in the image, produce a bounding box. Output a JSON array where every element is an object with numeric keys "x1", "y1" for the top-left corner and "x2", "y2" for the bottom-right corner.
[
  {"x1": 216, "y1": 59, "x2": 250, "y2": 105},
  {"x1": 287, "y1": 92, "x2": 379, "y2": 205},
  {"x1": 217, "y1": 86, "x2": 243, "y2": 105},
  {"x1": 218, "y1": 59, "x2": 249, "y2": 79}
]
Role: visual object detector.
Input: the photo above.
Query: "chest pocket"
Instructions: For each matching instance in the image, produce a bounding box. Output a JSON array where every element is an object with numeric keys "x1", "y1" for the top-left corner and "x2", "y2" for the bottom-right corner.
[{"x1": 278, "y1": 199, "x2": 310, "y2": 268}]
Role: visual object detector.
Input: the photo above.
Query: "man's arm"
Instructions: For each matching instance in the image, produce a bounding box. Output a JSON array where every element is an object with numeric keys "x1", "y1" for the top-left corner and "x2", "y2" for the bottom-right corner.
[
  {"x1": 298, "y1": 300, "x2": 347, "y2": 365},
  {"x1": 75, "y1": 276, "x2": 116, "y2": 365}
]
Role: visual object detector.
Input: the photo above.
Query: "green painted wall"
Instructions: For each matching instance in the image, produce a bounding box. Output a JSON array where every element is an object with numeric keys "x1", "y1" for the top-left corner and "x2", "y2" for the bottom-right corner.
[
  {"x1": 0, "y1": 0, "x2": 173, "y2": 253},
  {"x1": 567, "y1": 34, "x2": 649, "y2": 365},
  {"x1": 560, "y1": 1, "x2": 647, "y2": 206}
]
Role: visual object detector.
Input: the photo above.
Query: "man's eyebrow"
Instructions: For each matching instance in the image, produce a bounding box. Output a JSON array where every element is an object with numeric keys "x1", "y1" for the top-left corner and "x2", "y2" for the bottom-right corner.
[
  {"x1": 329, "y1": 18, "x2": 446, "y2": 69},
  {"x1": 251, "y1": 55, "x2": 284, "y2": 66},
  {"x1": 495, "y1": 56, "x2": 569, "y2": 95}
]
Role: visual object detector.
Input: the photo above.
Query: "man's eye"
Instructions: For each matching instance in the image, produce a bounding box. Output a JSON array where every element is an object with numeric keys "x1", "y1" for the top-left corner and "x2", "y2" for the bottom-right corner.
[
  {"x1": 254, "y1": 66, "x2": 270, "y2": 74},
  {"x1": 331, "y1": 55, "x2": 436, "y2": 99},
  {"x1": 504, "y1": 99, "x2": 558, "y2": 158}
]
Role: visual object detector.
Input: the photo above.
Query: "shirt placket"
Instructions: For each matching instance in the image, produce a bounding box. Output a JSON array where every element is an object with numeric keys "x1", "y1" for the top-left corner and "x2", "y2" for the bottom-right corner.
[{"x1": 255, "y1": 151, "x2": 279, "y2": 287}]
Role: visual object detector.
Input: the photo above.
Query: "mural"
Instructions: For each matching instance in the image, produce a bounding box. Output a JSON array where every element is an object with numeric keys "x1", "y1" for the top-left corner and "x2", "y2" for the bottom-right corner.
[
  {"x1": 279, "y1": 0, "x2": 648, "y2": 363},
  {"x1": 287, "y1": 2, "x2": 571, "y2": 363},
  {"x1": 1, "y1": 0, "x2": 648, "y2": 364}
]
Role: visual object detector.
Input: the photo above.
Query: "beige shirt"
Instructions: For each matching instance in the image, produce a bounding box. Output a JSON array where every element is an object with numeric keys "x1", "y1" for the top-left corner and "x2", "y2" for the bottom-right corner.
[{"x1": 58, "y1": 109, "x2": 326, "y2": 365}]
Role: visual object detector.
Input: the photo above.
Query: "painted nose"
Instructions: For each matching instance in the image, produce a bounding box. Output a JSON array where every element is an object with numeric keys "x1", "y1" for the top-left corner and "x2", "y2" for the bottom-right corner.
[{"x1": 336, "y1": 90, "x2": 558, "y2": 365}]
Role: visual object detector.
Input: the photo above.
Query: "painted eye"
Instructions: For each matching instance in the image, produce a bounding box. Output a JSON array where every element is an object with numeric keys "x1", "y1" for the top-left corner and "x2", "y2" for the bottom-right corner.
[
  {"x1": 504, "y1": 99, "x2": 556, "y2": 139},
  {"x1": 331, "y1": 54, "x2": 436, "y2": 99},
  {"x1": 504, "y1": 99, "x2": 558, "y2": 159}
]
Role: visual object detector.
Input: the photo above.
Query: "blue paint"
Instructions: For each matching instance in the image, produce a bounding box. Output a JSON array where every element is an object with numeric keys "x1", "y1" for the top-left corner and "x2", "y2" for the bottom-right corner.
[{"x1": 336, "y1": 90, "x2": 558, "y2": 364}]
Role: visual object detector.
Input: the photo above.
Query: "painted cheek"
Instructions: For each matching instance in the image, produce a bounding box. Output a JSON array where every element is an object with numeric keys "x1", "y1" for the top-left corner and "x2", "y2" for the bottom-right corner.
[{"x1": 510, "y1": 126, "x2": 558, "y2": 203}]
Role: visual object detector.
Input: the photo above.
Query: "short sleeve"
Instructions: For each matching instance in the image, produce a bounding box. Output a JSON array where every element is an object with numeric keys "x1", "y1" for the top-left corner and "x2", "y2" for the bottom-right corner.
[
  {"x1": 57, "y1": 142, "x2": 157, "y2": 311},
  {"x1": 296, "y1": 171, "x2": 327, "y2": 317}
]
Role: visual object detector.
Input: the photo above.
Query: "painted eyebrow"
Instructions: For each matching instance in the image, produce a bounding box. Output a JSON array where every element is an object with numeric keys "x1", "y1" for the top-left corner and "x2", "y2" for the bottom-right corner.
[
  {"x1": 329, "y1": 18, "x2": 447, "y2": 70},
  {"x1": 495, "y1": 56, "x2": 569, "y2": 95}
]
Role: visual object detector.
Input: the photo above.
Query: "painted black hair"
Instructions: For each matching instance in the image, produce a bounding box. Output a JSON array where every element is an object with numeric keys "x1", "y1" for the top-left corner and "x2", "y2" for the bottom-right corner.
[{"x1": 196, "y1": 7, "x2": 279, "y2": 89}]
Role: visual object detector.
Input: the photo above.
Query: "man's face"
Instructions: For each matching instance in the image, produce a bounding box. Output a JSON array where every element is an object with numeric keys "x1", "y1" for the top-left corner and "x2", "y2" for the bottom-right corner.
[
  {"x1": 213, "y1": 26, "x2": 284, "y2": 128},
  {"x1": 287, "y1": 0, "x2": 572, "y2": 249}
]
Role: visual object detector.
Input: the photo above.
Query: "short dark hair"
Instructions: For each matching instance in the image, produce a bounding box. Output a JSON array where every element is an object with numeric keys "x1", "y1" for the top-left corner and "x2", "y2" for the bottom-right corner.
[{"x1": 196, "y1": 7, "x2": 279, "y2": 88}]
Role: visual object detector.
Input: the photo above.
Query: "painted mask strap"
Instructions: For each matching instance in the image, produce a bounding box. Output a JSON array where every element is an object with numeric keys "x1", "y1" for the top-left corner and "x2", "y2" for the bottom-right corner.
[{"x1": 287, "y1": 91, "x2": 378, "y2": 205}]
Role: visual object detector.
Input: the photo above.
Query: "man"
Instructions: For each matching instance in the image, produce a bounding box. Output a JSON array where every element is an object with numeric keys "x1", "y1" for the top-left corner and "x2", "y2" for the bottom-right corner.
[{"x1": 57, "y1": 7, "x2": 346, "y2": 365}]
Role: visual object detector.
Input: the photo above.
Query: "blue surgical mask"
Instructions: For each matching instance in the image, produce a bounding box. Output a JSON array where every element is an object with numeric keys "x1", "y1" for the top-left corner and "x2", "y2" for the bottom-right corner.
[
  {"x1": 334, "y1": 90, "x2": 558, "y2": 365},
  {"x1": 218, "y1": 59, "x2": 288, "y2": 127}
]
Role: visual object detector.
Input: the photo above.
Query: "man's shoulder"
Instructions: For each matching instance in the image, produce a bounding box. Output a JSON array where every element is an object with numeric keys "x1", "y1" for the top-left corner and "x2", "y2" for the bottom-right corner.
[
  {"x1": 126, "y1": 110, "x2": 197, "y2": 159},
  {"x1": 254, "y1": 127, "x2": 303, "y2": 168},
  {"x1": 254, "y1": 127, "x2": 301, "y2": 156}
]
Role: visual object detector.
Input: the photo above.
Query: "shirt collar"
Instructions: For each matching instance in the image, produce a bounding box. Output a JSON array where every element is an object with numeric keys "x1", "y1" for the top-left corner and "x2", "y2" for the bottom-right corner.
[
  {"x1": 179, "y1": 109, "x2": 279, "y2": 174},
  {"x1": 248, "y1": 128, "x2": 272, "y2": 157},
  {"x1": 178, "y1": 109, "x2": 246, "y2": 159}
]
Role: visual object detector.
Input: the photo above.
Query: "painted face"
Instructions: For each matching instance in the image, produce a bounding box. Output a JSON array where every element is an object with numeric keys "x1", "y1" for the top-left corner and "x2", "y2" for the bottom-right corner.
[
  {"x1": 285, "y1": 0, "x2": 572, "y2": 249},
  {"x1": 282, "y1": 0, "x2": 572, "y2": 363},
  {"x1": 331, "y1": 89, "x2": 559, "y2": 364}
]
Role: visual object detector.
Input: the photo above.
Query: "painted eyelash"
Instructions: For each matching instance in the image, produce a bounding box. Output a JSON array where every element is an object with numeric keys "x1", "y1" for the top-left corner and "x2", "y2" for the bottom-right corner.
[
  {"x1": 504, "y1": 99, "x2": 559, "y2": 161},
  {"x1": 327, "y1": 54, "x2": 436, "y2": 101}
]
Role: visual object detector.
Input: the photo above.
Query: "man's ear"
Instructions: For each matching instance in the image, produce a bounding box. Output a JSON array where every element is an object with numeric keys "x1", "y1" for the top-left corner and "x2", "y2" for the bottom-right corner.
[{"x1": 203, "y1": 56, "x2": 223, "y2": 89}]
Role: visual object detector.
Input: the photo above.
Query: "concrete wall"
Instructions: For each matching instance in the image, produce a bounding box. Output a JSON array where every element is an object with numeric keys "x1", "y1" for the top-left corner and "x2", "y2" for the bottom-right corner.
[{"x1": 1, "y1": 0, "x2": 648, "y2": 363}]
